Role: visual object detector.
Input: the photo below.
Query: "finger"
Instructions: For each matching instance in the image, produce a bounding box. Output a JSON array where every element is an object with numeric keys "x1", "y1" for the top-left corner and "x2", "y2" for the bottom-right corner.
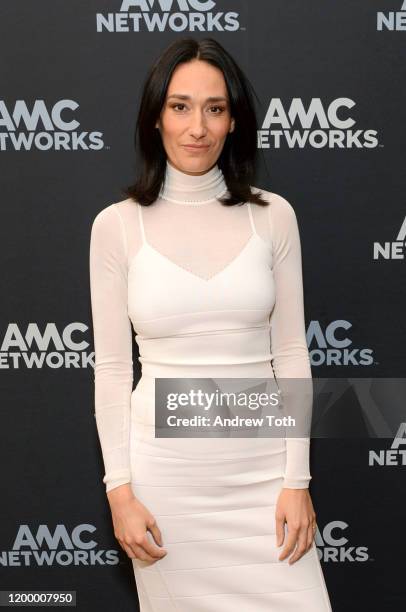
[
  {"x1": 306, "y1": 524, "x2": 315, "y2": 551},
  {"x1": 118, "y1": 537, "x2": 157, "y2": 562},
  {"x1": 117, "y1": 540, "x2": 130, "y2": 556},
  {"x1": 139, "y1": 533, "x2": 168, "y2": 559},
  {"x1": 129, "y1": 542, "x2": 157, "y2": 562},
  {"x1": 148, "y1": 520, "x2": 164, "y2": 547},
  {"x1": 121, "y1": 542, "x2": 136, "y2": 558},
  {"x1": 121, "y1": 541, "x2": 154, "y2": 561},
  {"x1": 278, "y1": 526, "x2": 298, "y2": 561},
  {"x1": 288, "y1": 527, "x2": 309, "y2": 565},
  {"x1": 275, "y1": 514, "x2": 286, "y2": 548}
]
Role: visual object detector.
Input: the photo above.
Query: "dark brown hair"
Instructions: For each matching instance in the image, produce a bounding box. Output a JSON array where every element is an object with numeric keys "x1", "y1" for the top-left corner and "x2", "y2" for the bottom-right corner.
[{"x1": 122, "y1": 37, "x2": 268, "y2": 207}]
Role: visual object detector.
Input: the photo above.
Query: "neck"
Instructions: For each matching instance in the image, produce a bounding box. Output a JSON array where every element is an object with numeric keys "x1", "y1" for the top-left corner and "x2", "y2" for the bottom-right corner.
[{"x1": 158, "y1": 159, "x2": 228, "y2": 205}]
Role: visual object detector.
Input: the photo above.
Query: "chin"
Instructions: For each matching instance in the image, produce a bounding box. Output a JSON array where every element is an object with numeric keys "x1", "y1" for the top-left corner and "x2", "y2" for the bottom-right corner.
[{"x1": 179, "y1": 159, "x2": 209, "y2": 171}]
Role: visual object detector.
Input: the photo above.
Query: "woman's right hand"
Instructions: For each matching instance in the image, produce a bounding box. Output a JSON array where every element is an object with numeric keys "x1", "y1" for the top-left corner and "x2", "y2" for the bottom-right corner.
[{"x1": 107, "y1": 484, "x2": 168, "y2": 563}]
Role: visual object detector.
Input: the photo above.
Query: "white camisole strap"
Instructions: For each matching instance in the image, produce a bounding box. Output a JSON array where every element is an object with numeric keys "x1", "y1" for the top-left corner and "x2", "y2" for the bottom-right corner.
[
  {"x1": 247, "y1": 202, "x2": 257, "y2": 236},
  {"x1": 137, "y1": 202, "x2": 146, "y2": 245},
  {"x1": 137, "y1": 199, "x2": 257, "y2": 246}
]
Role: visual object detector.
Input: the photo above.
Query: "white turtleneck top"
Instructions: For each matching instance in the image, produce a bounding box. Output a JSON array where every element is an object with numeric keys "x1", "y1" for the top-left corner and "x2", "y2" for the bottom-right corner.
[{"x1": 89, "y1": 160, "x2": 312, "y2": 493}]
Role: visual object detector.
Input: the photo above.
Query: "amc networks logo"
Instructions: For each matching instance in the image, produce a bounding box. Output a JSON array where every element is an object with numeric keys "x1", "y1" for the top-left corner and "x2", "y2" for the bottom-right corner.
[
  {"x1": 315, "y1": 521, "x2": 369, "y2": 563},
  {"x1": 96, "y1": 0, "x2": 241, "y2": 33}
]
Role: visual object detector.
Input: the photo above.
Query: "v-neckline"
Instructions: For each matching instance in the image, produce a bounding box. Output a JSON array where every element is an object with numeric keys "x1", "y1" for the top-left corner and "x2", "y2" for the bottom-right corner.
[{"x1": 131, "y1": 233, "x2": 262, "y2": 283}]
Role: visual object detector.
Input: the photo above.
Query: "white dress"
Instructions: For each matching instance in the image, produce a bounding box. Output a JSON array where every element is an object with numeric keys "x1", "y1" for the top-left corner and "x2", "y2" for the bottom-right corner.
[{"x1": 89, "y1": 161, "x2": 333, "y2": 611}]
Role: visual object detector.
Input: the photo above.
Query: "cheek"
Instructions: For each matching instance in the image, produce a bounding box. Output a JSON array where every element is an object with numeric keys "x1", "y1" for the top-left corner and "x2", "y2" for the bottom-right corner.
[
  {"x1": 211, "y1": 117, "x2": 232, "y2": 137},
  {"x1": 160, "y1": 110, "x2": 179, "y2": 132},
  {"x1": 164, "y1": 119, "x2": 187, "y2": 140}
]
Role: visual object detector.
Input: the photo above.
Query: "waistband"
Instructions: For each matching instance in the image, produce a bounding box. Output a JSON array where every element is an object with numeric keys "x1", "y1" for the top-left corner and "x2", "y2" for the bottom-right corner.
[{"x1": 136, "y1": 324, "x2": 273, "y2": 376}]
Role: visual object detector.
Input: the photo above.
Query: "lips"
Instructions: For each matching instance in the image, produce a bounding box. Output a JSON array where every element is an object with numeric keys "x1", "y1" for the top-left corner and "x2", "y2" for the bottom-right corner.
[{"x1": 182, "y1": 144, "x2": 209, "y2": 149}]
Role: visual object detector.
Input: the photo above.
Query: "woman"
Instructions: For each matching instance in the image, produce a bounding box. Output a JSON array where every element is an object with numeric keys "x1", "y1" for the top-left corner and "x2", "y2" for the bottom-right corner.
[{"x1": 90, "y1": 37, "x2": 332, "y2": 611}]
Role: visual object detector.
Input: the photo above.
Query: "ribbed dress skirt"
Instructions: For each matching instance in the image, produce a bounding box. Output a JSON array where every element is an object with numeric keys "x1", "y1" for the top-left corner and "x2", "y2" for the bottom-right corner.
[{"x1": 129, "y1": 329, "x2": 332, "y2": 612}]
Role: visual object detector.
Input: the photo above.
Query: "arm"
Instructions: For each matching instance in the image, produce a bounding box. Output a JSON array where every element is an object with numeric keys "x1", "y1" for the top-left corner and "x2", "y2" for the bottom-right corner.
[
  {"x1": 268, "y1": 195, "x2": 312, "y2": 489},
  {"x1": 89, "y1": 204, "x2": 133, "y2": 494}
]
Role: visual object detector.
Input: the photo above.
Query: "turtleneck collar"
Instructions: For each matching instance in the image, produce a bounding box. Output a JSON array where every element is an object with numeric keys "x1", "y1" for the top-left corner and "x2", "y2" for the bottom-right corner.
[{"x1": 158, "y1": 159, "x2": 228, "y2": 205}]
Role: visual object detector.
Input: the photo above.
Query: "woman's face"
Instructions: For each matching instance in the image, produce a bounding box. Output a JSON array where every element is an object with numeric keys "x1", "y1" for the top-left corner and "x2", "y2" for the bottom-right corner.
[{"x1": 156, "y1": 59, "x2": 235, "y2": 176}]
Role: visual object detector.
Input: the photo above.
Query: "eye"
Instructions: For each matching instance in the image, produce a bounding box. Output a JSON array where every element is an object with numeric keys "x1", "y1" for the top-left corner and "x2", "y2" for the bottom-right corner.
[
  {"x1": 170, "y1": 103, "x2": 226, "y2": 114},
  {"x1": 209, "y1": 106, "x2": 226, "y2": 114},
  {"x1": 171, "y1": 103, "x2": 187, "y2": 111}
]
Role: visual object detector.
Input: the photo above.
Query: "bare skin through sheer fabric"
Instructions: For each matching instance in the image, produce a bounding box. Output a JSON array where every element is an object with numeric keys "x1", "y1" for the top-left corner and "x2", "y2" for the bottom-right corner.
[
  {"x1": 89, "y1": 161, "x2": 332, "y2": 611},
  {"x1": 90, "y1": 173, "x2": 311, "y2": 493}
]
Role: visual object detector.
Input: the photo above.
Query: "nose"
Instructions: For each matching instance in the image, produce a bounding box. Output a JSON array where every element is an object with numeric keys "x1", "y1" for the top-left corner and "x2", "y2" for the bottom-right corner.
[{"x1": 189, "y1": 108, "x2": 207, "y2": 138}]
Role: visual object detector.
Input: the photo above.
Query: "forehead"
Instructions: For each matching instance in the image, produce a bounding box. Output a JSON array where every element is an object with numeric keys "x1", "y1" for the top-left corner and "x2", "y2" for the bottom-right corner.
[{"x1": 167, "y1": 60, "x2": 228, "y2": 98}]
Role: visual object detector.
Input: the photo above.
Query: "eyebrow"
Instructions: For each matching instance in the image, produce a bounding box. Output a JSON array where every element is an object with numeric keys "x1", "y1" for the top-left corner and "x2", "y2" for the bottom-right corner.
[{"x1": 167, "y1": 94, "x2": 228, "y2": 103}]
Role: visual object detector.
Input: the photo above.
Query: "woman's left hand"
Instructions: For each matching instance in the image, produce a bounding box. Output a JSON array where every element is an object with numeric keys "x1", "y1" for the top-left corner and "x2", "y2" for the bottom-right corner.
[{"x1": 275, "y1": 487, "x2": 317, "y2": 565}]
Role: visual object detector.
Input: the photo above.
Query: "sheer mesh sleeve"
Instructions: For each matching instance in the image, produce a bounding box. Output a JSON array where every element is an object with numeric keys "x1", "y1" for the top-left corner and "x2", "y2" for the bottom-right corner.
[
  {"x1": 89, "y1": 203, "x2": 133, "y2": 493},
  {"x1": 267, "y1": 194, "x2": 312, "y2": 489}
]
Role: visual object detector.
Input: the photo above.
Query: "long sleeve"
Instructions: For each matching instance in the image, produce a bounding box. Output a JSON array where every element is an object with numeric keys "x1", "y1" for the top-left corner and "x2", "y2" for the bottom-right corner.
[
  {"x1": 89, "y1": 203, "x2": 133, "y2": 493},
  {"x1": 268, "y1": 195, "x2": 312, "y2": 489}
]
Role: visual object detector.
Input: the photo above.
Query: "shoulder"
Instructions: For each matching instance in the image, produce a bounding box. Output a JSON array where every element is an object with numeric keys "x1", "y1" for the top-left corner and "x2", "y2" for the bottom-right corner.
[
  {"x1": 249, "y1": 187, "x2": 301, "y2": 252},
  {"x1": 92, "y1": 197, "x2": 136, "y2": 228},
  {"x1": 91, "y1": 197, "x2": 138, "y2": 240},
  {"x1": 250, "y1": 186, "x2": 297, "y2": 222},
  {"x1": 90, "y1": 198, "x2": 138, "y2": 254}
]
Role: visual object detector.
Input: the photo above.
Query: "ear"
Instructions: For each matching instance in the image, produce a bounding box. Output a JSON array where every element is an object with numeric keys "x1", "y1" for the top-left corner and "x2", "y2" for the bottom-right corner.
[{"x1": 230, "y1": 118, "x2": 235, "y2": 132}]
